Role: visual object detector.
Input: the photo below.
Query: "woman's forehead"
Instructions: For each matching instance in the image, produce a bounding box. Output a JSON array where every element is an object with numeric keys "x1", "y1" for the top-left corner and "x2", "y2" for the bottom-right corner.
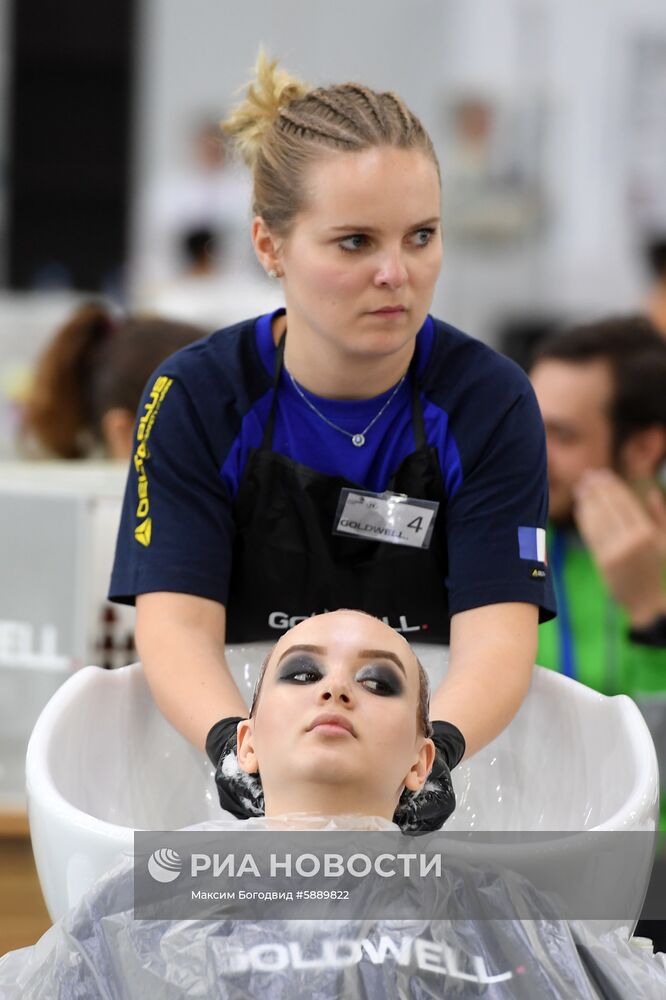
[
  {"x1": 270, "y1": 610, "x2": 418, "y2": 671},
  {"x1": 300, "y1": 147, "x2": 440, "y2": 223}
]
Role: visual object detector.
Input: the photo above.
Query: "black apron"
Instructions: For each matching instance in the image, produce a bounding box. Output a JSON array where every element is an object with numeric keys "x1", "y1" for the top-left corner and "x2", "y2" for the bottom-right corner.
[{"x1": 225, "y1": 337, "x2": 451, "y2": 644}]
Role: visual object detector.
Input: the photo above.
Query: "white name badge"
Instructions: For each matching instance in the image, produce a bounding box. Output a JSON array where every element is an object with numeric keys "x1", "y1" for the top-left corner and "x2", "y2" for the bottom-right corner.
[{"x1": 333, "y1": 489, "x2": 439, "y2": 549}]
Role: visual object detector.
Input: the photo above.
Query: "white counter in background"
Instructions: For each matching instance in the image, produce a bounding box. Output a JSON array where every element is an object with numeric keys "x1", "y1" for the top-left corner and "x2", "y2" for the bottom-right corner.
[{"x1": 0, "y1": 461, "x2": 133, "y2": 811}]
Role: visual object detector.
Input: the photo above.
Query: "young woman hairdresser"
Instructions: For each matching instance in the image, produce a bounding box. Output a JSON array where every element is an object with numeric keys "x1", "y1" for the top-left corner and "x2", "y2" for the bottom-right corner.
[{"x1": 109, "y1": 53, "x2": 556, "y2": 833}]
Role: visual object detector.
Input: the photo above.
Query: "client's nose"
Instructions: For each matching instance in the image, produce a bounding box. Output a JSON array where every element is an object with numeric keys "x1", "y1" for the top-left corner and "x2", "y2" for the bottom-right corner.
[{"x1": 319, "y1": 676, "x2": 353, "y2": 705}]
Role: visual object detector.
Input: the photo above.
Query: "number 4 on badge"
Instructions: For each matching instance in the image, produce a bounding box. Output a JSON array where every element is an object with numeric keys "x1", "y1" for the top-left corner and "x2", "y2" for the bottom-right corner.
[{"x1": 407, "y1": 516, "x2": 423, "y2": 533}]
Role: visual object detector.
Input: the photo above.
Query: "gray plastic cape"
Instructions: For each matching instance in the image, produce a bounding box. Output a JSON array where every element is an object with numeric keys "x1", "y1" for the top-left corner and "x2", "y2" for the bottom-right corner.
[{"x1": 1, "y1": 815, "x2": 665, "y2": 1000}]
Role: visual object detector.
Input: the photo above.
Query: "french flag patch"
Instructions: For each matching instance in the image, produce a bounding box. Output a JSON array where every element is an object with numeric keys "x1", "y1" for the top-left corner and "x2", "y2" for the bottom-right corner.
[{"x1": 518, "y1": 526, "x2": 547, "y2": 564}]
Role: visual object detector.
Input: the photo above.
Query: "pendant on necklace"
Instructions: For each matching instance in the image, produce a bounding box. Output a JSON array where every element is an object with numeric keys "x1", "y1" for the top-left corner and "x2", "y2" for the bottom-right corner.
[{"x1": 352, "y1": 434, "x2": 365, "y2": 447}]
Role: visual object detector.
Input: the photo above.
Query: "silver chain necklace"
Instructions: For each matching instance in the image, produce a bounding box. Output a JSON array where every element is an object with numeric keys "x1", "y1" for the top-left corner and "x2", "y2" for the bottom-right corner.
[{"x1": 287, "y1": 368, "x2": 407, "y2": 447}]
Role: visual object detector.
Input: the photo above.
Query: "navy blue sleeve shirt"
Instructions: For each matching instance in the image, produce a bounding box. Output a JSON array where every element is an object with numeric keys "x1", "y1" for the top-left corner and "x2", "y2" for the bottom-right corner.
[{"x1": 109, "y1": 311, "x2": 556, "y2": 622}]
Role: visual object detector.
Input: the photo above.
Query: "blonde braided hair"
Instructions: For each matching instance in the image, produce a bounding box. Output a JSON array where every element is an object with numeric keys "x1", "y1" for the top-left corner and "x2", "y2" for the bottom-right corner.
[{"x1": 223, "y1": 49, "x2": 440, "y2": 236}]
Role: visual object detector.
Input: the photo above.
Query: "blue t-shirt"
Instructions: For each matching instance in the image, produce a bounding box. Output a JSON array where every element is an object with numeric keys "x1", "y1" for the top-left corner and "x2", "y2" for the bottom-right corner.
[{"x1": 109, "y1": 311, "x2": 556, "y2": 624}]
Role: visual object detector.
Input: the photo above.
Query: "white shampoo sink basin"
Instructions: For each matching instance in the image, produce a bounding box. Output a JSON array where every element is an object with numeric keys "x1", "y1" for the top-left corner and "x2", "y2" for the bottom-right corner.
[{"x1": 26, "y1": 644, "x2": 659, "y2": 925}]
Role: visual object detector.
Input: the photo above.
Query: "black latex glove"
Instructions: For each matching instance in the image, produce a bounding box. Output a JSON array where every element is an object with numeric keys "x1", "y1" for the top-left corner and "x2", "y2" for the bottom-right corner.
[
  {"x1": 392, "y1": 720, "x2": 466, "y2": 835},
  {"x1": 205, "y1": 716, "x2": 265, "y2": 820}
]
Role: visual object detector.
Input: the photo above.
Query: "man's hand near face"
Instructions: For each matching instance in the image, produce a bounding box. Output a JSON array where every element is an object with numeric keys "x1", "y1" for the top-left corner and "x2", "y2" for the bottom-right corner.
[{"x1": 573, "y1": 469, "x2": 666, "y2": 628}]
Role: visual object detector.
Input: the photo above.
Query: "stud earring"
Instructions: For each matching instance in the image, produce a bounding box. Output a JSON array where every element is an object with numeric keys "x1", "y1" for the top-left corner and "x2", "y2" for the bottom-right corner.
[{"x1": 267, "y1": 268, "x2": 279, "y2": 279}]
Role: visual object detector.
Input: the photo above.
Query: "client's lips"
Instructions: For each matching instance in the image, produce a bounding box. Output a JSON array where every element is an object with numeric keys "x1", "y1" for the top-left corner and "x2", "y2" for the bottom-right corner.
[
  {"x1": 307, "y1": 713, "x2": 356, "y2": 737},
  {"x1": 370, "y1": 305, "x2": 406, "y2": 315}
]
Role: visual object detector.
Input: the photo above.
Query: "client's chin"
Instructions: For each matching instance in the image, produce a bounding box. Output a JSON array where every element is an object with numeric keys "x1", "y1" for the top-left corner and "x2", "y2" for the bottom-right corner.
[{"x1": 299, "y1": 758, "x2": 366, "y2": 785}]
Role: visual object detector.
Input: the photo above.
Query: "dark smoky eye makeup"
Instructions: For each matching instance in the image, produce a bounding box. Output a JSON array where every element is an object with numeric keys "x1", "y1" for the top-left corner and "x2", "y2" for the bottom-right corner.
[
  {"x1": 276, "y1": 655, "x2": 323, "y2": 683},
  {"x1": 354, "y1": 664, "x2": 404, "y2": 696}
]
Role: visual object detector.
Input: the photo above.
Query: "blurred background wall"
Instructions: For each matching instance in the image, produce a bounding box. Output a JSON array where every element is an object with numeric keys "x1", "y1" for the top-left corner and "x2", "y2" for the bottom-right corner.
[{"x1": 5, "y1": 0, "x2": 135, "y2": 293}]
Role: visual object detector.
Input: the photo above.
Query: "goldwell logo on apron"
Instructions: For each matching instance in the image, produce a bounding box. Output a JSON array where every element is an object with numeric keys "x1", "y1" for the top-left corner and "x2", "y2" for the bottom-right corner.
[{"x1": 268, "y1": 611, "x2": 425, "y2": 633}]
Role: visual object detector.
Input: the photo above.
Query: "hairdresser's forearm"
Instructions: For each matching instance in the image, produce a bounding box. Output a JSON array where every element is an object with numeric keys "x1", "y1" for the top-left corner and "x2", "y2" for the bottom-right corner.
[
  {"x1": 430, "y1": 603, "x2": 538, "y2": 760},
  {"x1": 135, "y1": 592, "x2": 247, "y2": 752}
]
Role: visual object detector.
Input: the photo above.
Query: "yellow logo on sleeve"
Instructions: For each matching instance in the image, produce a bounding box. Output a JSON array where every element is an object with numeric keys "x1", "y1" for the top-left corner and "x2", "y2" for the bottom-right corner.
[
  {"x1": 134, "y1": 518, "x2": 152, "y2": 547},
  {"x1": 132, "y1": 375, "x2": 173, "y2": 547}
]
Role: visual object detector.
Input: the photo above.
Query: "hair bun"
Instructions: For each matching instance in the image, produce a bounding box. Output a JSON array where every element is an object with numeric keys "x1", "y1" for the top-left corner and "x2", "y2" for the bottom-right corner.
[{"x1": 222, "y1": 49, "x2": 310, "y2": 168}]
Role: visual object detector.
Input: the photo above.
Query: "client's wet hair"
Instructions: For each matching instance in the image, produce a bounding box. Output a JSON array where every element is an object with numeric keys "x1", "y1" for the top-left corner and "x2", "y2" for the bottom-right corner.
[{"x1": 249, "y1": 610, "x2": 433, "y2": 739}]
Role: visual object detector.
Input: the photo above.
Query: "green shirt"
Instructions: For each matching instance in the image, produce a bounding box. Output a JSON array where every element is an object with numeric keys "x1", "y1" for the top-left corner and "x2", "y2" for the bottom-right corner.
[
  {"x1": 537, "y1": 524, "x2": 666, "y2": 832},
  {"x1": 537, "y1": 526, "x2": 666, "y2": 699}
]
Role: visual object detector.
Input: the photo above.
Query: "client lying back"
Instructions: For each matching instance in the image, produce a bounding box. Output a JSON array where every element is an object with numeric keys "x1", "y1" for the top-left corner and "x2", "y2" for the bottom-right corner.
[
  {"x1": 207, "y1": 609, "x2": 467, "y2": 832},
  {"x1": 236, "y1": 609, "x2": 436, "y2": 824}
]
